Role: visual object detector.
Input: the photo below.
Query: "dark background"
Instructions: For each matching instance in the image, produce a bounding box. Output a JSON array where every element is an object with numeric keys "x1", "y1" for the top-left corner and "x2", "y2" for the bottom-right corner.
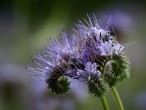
[{"x1": 0, "y1": 0, "x2": 146, "y2": 110}]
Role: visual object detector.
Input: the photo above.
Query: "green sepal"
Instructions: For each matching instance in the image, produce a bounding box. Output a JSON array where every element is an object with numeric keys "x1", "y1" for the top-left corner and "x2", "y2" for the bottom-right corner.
[
  {"x1": 87, "y1": 75, "x2": 109, "y2": 97},
  {"x1": 106, "y1": 54, "x2": 130, "y2": 87},
  {"x1": 46, "y1": 66, "x2": 70, "y2": 95}
]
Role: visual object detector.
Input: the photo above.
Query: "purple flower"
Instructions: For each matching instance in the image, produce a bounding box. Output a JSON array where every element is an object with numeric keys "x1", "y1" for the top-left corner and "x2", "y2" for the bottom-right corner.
[
  {"x1": 98, "y1": 40, "x2": 124, "y2": 56},
  {"x1": 27, "y1": 33, "x2": 79, "y2": 77},
  {"x1": 28, "y1": 13, "x2": 130, "y2": 97},
  {"x1": 77, "y1": 62, "x2": 101, "y2": 81}
]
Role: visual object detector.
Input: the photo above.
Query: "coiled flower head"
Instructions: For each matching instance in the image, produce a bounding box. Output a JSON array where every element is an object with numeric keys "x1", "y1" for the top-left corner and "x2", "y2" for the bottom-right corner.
[{"x1": 27, "y1": 13, "x2": 130, "y2": 97}]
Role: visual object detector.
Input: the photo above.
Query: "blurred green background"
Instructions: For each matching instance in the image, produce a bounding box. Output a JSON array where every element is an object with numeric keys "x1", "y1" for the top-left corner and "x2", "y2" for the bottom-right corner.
[{"x1": 0, "y1": 0, "x2": 146, "y2": 110}]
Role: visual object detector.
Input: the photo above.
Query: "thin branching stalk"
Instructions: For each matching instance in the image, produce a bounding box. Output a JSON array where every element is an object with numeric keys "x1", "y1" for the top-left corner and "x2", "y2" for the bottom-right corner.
[
  {"x1": 100, "y1": 96, "x2": 110, "y2": 110},
  {"x1": 111, "y1": 86, "x2": 124, "y2": 110}
]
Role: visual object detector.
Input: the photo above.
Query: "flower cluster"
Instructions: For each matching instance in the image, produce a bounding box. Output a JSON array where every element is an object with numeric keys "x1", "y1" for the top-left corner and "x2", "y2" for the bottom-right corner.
[{"x1": 27, "y1": 14, "x2": 130, "y2": 97}]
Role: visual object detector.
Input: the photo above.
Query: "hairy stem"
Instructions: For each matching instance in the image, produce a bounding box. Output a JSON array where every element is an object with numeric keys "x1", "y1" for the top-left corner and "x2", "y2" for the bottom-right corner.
[
  {"x1": 111, "y1": 86, "x2": 124, "y2": 110},
  {"x1": 100, "y1": 96, "x2": 110, "y2": 110}
]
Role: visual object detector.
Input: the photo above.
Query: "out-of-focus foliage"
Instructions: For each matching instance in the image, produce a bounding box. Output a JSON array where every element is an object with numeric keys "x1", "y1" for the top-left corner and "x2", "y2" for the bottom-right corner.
[{"x1": 0, "y1": 0, "x2": 146, "y2": 110}]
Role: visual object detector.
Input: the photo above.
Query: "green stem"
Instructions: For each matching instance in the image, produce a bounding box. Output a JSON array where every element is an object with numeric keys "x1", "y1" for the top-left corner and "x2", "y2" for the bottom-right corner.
[
  {"x1": 111, "y1": 86, "x2": 124, "y2": 110},
  {"x1": 100, "y1": 96, "x2": 110, "y2": 110}
]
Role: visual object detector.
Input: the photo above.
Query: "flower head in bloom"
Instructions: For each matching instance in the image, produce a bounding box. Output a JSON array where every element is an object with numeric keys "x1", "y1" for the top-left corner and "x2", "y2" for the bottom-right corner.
[
  {"x1": 27, "y1": 13, "x2": 130, "y2": 97},
  {"x1": 77, "y1": 62, "x2": 100, "y2": 81}
]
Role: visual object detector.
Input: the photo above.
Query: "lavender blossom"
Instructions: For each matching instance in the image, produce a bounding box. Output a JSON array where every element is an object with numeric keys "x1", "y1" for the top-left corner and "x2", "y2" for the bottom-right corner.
[
  {"x1": 27, "y1": 14, "x2": 130, "y2": 97},
  {"x1": 76, "y1": 62, "x2": 100, "y2": 81}
]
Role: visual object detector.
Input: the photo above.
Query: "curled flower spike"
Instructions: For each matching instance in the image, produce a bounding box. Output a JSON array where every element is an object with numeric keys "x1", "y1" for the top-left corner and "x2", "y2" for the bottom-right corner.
[
  {"x1": 27, "y1": 33, "x2": 79, "y2": 95},
  {"x1": 46, "y1": 66, "x2": 70, "y2": 94},
  {"x1": 27, "y1": 13, "x2": 130, "y2": 98}
]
